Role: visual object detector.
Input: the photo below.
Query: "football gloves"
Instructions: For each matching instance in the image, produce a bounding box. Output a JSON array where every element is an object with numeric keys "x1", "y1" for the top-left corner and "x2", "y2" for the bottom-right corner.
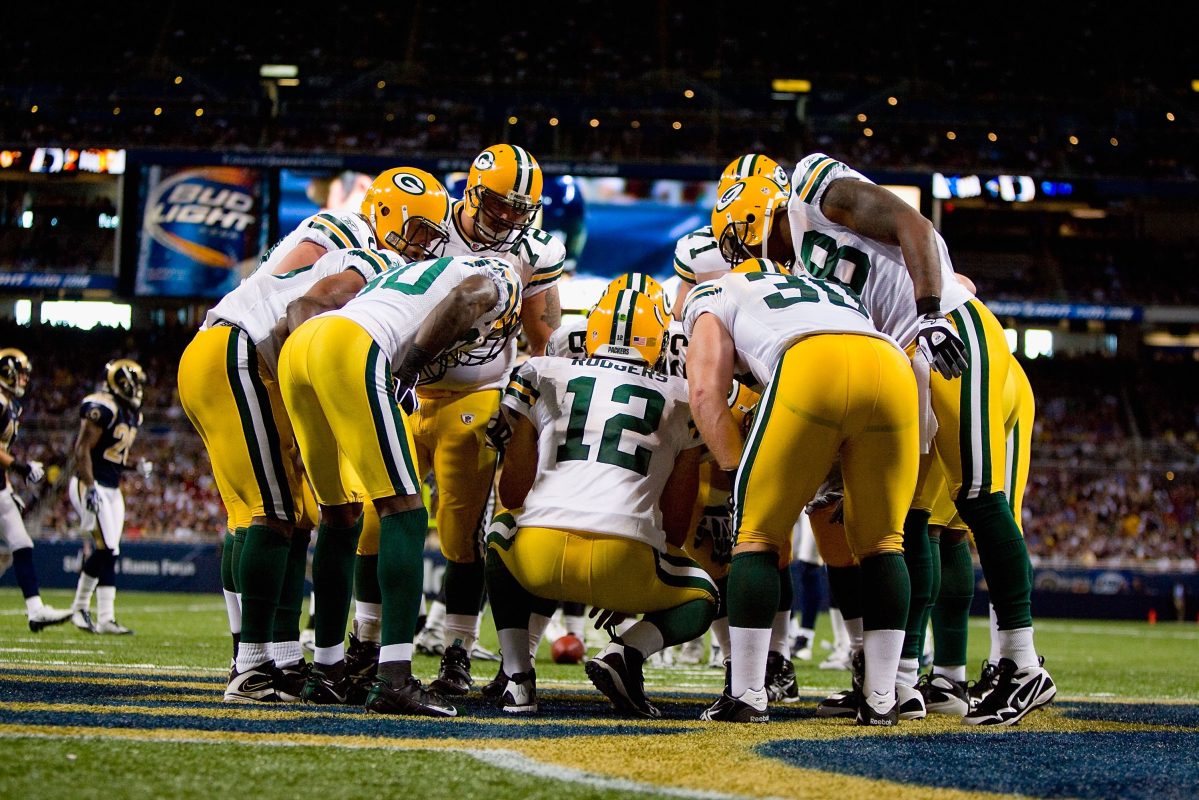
[
  {"x1": 11, "y1": 460, "x2": 44, "y2": 483},
  {"x1": 394, "y1": 375, "x2": 420, "y2": 416},
  {"x1": 694, "y1": 504, "x2": 734, "y2": 565},
  {"x1": 85, "y1": 485, "x2": 100, "y2": 514},
  {"x1": 915, "y1": 312, "x2": 968, "y2": 379}
]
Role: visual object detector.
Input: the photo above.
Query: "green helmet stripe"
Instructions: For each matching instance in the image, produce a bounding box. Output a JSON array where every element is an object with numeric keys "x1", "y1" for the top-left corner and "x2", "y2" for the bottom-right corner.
[{"x1": 512, "y1": 145, "x2": 531, "y2": 195}]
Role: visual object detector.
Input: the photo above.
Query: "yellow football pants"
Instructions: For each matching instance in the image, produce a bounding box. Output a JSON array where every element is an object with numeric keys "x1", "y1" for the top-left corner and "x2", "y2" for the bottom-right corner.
[
  {"x1": 488, "y1": 525, "x2": 717, "y2": 614},
  {"x1": 735, "y1": 334, "x2": 919, "y2": 560},
  {"x1": 278, "y1": 316, "x2": 420, "y2": 505},
  {"x1": 410, "y1": 388, "x2": 501, "y2": 564},
  {"x1": 178, "y1": 325, "x2": 306, "y2": 523}
]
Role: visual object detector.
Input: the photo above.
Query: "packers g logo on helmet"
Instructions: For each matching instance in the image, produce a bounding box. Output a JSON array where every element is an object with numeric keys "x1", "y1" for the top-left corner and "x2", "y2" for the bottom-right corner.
[
  {"x1": 0, "y1": 348, "x2": 31, "y2": 398},
  {"x1": 105, "y1": 358, "x2": 146, "y2": 410},
  {"x1": 718, "y1": 153, "x2": 791, "y2": 196},
  {"x1": 586, "y1": 289, "x2": 667, "y2": 366},
  {"x1": 711, "y1": 176, "x2": 789, "y2": 267},
  {"x1": 464, "y1": 144, "x2": 544, "y2": 251},
  {"x1": 362, "y1": 167, "x2": 451, "y2": 262},
  {"x1": 603, "y1": 272, "x2": 669, "y2": 317}
]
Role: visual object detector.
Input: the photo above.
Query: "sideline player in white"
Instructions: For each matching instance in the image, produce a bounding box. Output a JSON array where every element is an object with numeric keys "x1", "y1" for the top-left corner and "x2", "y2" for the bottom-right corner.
[
  {"x1": 685, "y1": 259, "x2": 917, "y2": 724},
  {"x1": 0, "y1": 349, "x2": 70, "y2": 632},
  {"x1": 279, "y1": 254, "x2": 522, "y2": 717},
  {"x1": 485, "y1": 288, "x2": 715, "y2": 716},
  {"x1": 68, "y1": 359, "x2": 146, "y2": 635}
]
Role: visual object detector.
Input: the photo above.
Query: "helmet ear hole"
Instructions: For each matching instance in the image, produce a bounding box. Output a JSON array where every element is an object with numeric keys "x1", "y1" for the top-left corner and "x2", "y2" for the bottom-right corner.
[{"x1": 379, "y1": 206, "x2": 390, "y2": 217}]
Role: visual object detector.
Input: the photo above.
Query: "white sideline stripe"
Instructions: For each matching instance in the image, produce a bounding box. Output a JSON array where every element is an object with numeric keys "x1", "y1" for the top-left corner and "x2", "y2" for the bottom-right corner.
[
  {"x1": 0, "y1": 732, "x2": 763, "y2": 800},
  {"x1": 967, "y1": 618, "x2": 1199, "y2": 641},
  {"x1": 465, "y1": 748, "x2": 767, "y2": 800}
]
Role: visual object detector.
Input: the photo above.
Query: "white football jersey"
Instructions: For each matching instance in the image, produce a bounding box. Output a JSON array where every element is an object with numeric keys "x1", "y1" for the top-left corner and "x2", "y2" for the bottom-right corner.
[
  {"x1": 547, "y1": 317, "x2": 690, "y2": 379},
  {"x1": 428, "y1": 204, "x2": 567, "y2": 391},
  {"x1": 202, "y1": 212, "x2": 388, "y2": 371},
  {"x1": 502, "y1": 356, "x2": 701, "y2": 551},
  {"x1": 786, "y1": 153, "x2": 974, "y2": 347},
  {"x1": 326, "y1": 255, "x2": 518, "y2": 368},
  {"x1": 673, "y1": 226, "x2": 728, "y2": 286},
  {"x1": 681, "y1": 270, "x2": 899, "y2": 388}
]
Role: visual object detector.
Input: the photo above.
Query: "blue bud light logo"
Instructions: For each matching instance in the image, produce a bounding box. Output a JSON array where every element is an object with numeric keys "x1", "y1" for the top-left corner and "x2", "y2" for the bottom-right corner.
[{"x1": 135, "y1": 166, "x2": 263, "y2": 297}]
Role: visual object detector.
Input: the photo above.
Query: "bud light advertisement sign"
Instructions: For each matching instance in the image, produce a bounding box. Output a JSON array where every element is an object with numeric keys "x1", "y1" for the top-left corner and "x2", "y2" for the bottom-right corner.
[{"x1": 135, "y1": 166, "x2": 267, "y2": 297}]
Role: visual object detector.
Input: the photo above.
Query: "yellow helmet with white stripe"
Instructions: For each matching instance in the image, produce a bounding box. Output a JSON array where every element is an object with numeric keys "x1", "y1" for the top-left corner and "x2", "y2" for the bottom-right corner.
[
  {"x1": 586, "y1": 289, "x2": 667, "y2": 366},
  {"x1": 718, "y1": 154, "x2": 790, "y2": 196},
  {"x1": 362, "y1": 167, "x2": 451, "y2": 262},
  {"x1": 464, "y1": 144, "x2": 544, "y2": 250},
  {"x1": 731, "y1": 258, "x2": 790, "y2": 276},
  {"x1": 602, "y1": 272, "x2": 669, "y2": 317},
  {"x1": 711, "y1": 175, "x2": 789, "y2": 267}
]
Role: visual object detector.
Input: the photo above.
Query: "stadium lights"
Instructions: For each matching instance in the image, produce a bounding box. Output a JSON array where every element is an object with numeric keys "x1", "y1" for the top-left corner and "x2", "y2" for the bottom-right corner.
[
  {"x1": 1192, "y1": 79, "x2": 1199, "y2": 92},
  {"x1": 259, "y1": 64, "x2": 299, "y2": 79},
  {"x1": 856, "y1": 113, "x2": 868, "y2": 122},
  {"x1": 154, "y1": 107, "x2": 162, "y2": 116},
  {"x1": 887, "y1": 96, "x2": 898, "y2": 106},
  {"x1": 277, "y1": 78, "x2": 300, "y2": 87},
  {"x1": 684, "y1": 89, "x2": 695, "y2": 99},
  {"x1": 863, "y1": 128, "x2": 874, "y2": 137},
  {"x1": 1166, "y1": 112, "x2": 1176, "y2": 121},
  {"x1": 772, "y1": 79, "x2": 811, "y2": 93},
  {"x1": 30, "y1": 105, "x2": 38, "y2": 113},
  {"x1": 946, "y1": 131, "x2": 957, "y2": 140},
  {"x1": 549, "y1": 117, "x2": 559, "y2": 127},
  {"x1": 630, "y1": 120, "x2": 640, "y2": 129}
]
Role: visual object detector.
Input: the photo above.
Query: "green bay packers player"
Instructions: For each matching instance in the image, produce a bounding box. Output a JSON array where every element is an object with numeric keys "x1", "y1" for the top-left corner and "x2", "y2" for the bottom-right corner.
[
  {"x1": 485, "y1": 289, "x2": 714, "y2": 715},
  {"x1": 685, "y1": 259, "x2": 917, "y2": 725},
  {"x1": 279, "y1": 254, "x2": 522, "y2": 718},
  {"x1": 372, "y1": 144, "x2": 564, "y2": 699},
  {"x1": 67, "y1": 359, "x2": 146, "y2": 635},
  {"x1": 672, "y1": 154, "x2": 791, "y2": 317},
  {"x1": 0, "y1": 349, "x2": 70, "y2": 632},
  {"x1": 711, "y1": 155, "x2": 1053, "y2": 726},
  {"x1": 178, "y1": 167, "x2": 451, "y2": 703}
]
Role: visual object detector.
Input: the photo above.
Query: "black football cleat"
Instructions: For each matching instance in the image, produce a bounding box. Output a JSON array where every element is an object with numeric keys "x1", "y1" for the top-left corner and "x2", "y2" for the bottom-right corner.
[{"x1": 364, "y1": 675, "x2": 457, "y2": 718}]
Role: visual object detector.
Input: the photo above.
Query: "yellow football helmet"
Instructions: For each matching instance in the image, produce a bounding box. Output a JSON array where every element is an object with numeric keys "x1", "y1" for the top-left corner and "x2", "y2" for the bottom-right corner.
[
  {"x1": 602, "y1": 272, "x2": 669, "y2": 317},
  {"x1": 362, "y1": 167, "x2": 451, "y2": 262},
  {"x1": 586, "y1": 289, "x2": 667, "y2": 365},
  {"x1": 105, "y1": 359, "x2": 146, "y2": 410},
  {"x1": 450, "y1": 258, "x2": 524, "y2": 366},
  {"x1": 711, "y1": 176, "x2": 789, "y2": 267},
  {"x1": 0, "y1": 348, "x2": 32, "y2": 398},
  {"x1": 718, "y1": 153, "x2": 791, "y2": 195},
  {"x1": 463, "y1": 144, "x2": 543, "y2": 250},
  {"x1": 731, "y1": 258, "x2": 790, "y2": 276}
]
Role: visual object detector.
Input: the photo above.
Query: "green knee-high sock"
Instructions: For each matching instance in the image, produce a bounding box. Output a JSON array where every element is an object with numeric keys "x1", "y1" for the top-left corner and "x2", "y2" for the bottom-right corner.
[
  {"x1": 643, "y1": 599, "x2": 717, "y2": 648},
  {"x1": 957, "y1": 492, "x2": 1032, "y2": 629},
  {"x1": 444, "y1": 559, "x2": 486, "y2": 616},
  {"x1": 237, "y1": 524, "x2": 291, "y2": 644},
  {"x1": 826, "y1": 564, "x2": 863, "y2": 622},
  {"x1": 377, "y1": 507, "x2": 428, "y2": 648},
  {"x1": 728, "y1": 552, "x2": 779, "y2": 629},
  {"x1": 312, "y1": 516, "x2": 363, "y2": 649},
  {"x1": 272, "y1": 528, "x2": 311, "y2": 643},
  {"x1": 484, "y1": 548, "x2": 536, "y2": 632},
  {"x1": 932, "y1": 534, "x2": 974, "y2": 667},
  {"x1": 901, "y1": 509, "x2": 932, "y2": 660},
  {"x1": 919, "y1": 527, "x2": 943, "y2": 657},
  {"x1": 777, "y1": 565, "x2": 793, "y2": 612},
  {"x1": 860, "y1": 553, "x2": 911, "y2": 633},
  {"x1": 221, "y1": 531, "x2": 237, "y2": 593},
  {"x1": 231, "y1": 528, "x2": 247, "y2": 593},
  {"x1": 715, "y1": 574, "x2": 730, "y2": 620},
  {"x1": 354, "y1": 554, "x2": 382, "y2": 604}
]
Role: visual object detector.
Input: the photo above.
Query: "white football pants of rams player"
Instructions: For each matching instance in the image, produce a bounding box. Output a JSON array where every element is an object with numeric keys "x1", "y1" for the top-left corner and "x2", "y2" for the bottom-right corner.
[{"x1": 68, "y1": 477, "x2": 125, "y2": 554}]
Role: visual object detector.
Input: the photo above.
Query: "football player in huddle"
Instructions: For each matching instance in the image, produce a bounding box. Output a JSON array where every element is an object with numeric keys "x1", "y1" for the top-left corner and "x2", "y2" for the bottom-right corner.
[
  {"x1": 710, "y1": 154, "x2": 1054, "y2": 725},
  {"x1": 178, "y1": 166, "x2": 452, "y2": 702},
  {"x1": 672, "y1": 154, "x2": 792, "y2": 316},
  {"x1": 0, "y1": 349, "x2": 71, "y2": 632},
  {"x1": 485, "y1": 288, "x2": 715, "y2": 715},
  {"x1": 279, "y1": 253, "x2": 523, "y2": 718},
  {"x1": 66, "y1": 360, "x2": 147, "y2": 635},
  {"x1": 372, "y1": 144, "x2": 565, "y2": 700},
  {"x1": 686, "y1": 259, "x2": 917, "y2": 724}
]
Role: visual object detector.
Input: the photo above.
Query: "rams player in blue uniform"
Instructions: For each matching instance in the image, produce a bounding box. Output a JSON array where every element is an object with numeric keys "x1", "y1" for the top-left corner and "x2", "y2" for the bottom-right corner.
[
  {"x1": 0, "y1": 349, "x2": 71, "y2": 632},
  {"x1": 67, "y1": 359, "x2": 146, "y2": 635}
]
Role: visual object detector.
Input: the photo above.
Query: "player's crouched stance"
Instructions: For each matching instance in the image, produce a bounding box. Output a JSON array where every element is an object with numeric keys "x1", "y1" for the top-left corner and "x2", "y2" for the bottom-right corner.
[
  {"x1": 279, "y1": 254, "x2": 522, "y2": 718},
  {"x1": 485, "y1": 289, "x2": 716, "y2": 716},
  {"x1": 686, "y1": 260, "x2": 918, "y2": 725}
]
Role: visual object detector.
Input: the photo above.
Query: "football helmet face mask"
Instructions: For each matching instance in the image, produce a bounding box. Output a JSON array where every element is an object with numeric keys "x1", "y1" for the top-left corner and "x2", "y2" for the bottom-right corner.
[
  {"x1": 421, "y1": 258, "x2": 524, "y2": 383},
  {"x1": 362, "y1": 167, "x2": 451, "y2": 263},
  {"x1": 718, "y1": 154, "x2": 791, "y2": 196},
  {"x1": 585, "y1": 289, "x2": 668, "y2": 366},
  {"x1": 464, "y1": 145, "x2": 543, "y2": 251},
  {"x1": 105, "y1": 359, "x2": 146, "y2": 410},
  {"x1": 0, "y1": 348, "x2": 32, "y2": 398},
  {"x1": 711, "y1": 177, "x2": 789, "y2": 266},
  {"x1": 603, "y1": 272, "x2": 669, "y2": 317}
]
